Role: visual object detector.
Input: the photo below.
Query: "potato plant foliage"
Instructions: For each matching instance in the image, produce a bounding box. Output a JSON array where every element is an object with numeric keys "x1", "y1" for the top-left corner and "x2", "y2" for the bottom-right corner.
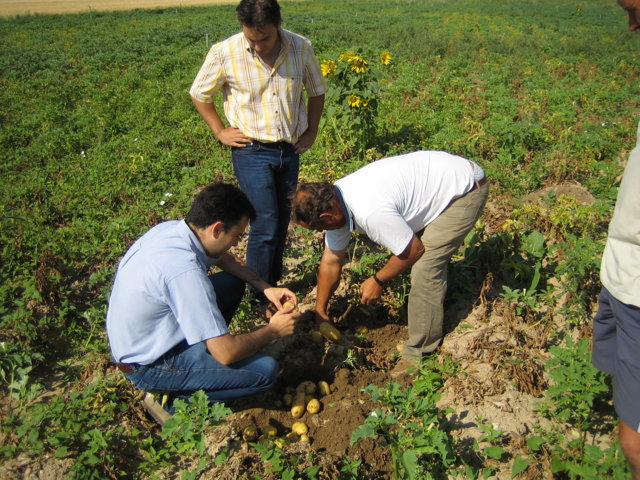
[{"x1": 1, "y1": 0, "x2": 639, "y2": 478}]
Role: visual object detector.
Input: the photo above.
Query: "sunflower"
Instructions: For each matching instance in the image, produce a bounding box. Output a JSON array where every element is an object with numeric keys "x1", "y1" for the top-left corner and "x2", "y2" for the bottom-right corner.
[
  {"x1": 347, "y1": 95, "x2": 369, "y2": 108},
  {"x1": 380, "y1": 50, "x2": 392, "y2": 65},
  {"x1": 349, "y1": 55, "x2": 369, "y2": 74},
  {"x1": 321, "y1": 59, "x2": 337, "y2": 77}
]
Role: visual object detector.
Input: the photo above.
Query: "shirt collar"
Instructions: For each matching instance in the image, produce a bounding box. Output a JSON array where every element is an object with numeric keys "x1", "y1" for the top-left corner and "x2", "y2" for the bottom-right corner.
[
  {"x1": 178, "y1": 220, "x2": 218, "y2": 268},
  {"x1": 333, "y1": 185, "x2": 354, "y2": 232}
]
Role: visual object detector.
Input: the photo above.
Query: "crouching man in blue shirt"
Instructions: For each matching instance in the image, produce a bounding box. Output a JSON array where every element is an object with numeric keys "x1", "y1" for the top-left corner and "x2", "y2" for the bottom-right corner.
[{"x1": 106, "y1": 183, "x2": 299, "y2": 424}]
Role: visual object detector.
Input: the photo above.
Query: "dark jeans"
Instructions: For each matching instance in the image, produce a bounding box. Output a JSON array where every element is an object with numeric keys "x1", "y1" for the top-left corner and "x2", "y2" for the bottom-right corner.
[
  {"x1": 125, "y1": 271, "x2": 278, "y2": 405},
  {"x1": 232, "y1": 142, "x2": 299, "y2": 293}
]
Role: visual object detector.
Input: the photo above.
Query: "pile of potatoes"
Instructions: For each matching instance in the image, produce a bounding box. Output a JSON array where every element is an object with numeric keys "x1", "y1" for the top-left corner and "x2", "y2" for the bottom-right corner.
[
  {"x1": 284, "y1": 380, "x2": 330, "y2": 418},
  {"x1": 240, "y1": 379, "x2": 332, "y2": 447}
]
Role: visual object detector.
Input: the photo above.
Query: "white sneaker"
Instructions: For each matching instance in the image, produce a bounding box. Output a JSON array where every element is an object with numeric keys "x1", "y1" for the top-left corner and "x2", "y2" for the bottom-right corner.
[{"x1": 141, "y1": 393, "x2": 172, "y2": 426}]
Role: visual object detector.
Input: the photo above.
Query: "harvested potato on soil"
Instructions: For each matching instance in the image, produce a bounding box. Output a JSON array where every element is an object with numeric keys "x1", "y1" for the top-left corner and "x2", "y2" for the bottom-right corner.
[
  {"x1": 310, "y1": 330, "x2": 324, "y2": 344},
  {"x1": 286, "y1": 431, "x2": 300, "y2": 442},
  {"x1": 291, "y1": 421, "x2": 308, "y2": 435},
  {"x1": 262, "y1": 425, "x2": 277, "y2": 437},
  {"x1": 291, "y1": 391, "x2": 306, "y2": 418},
  {"x1": 296, "y1": 380, "x2": 316, "y2": 395},
  {"x1": 319, "y1": 321, "x2": 342, "y2": 341},
  {"x1": 306, "y1": 398, "x2": 322, "y2": 414},
  {"x1": 242, "y1": 426, "x2": 258, "y2": 442},
  {"x1": 283, "y1": 393, "x2": 293, "y2": 406},
  {"x1": 317, "y1": 380, "x2": 331, "y2": 396}
]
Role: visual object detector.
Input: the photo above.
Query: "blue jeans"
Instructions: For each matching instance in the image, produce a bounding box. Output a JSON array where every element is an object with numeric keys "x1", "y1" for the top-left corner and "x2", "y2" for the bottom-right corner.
[
  {"x1": 125, "y1": 271, "x2": 278, "y2": 405},
  {"x1": 232, "y1": 142, "x2": 299, "y2": 291}
]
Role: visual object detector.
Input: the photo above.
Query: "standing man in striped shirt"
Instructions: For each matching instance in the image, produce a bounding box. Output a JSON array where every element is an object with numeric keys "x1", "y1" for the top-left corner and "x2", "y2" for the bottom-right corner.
[{"x1": 190, "y1": 0, "x2": 327, "y2": 307}]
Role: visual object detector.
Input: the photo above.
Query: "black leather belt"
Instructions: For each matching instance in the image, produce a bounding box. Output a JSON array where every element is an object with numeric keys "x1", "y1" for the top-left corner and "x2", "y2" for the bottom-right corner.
[{"x1": 251, "y1": 140, "x2": 293, "y2": 148}]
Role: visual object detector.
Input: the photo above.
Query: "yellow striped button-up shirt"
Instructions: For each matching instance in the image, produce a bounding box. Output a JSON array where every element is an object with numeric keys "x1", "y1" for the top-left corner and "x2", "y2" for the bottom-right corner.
[{"x1": 190, "y1": 29, "x2": 327, "y2": 144}]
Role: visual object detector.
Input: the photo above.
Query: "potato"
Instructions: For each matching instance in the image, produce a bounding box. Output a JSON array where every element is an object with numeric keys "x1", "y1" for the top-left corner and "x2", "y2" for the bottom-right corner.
[
  {"x1": 283, "y1": 393, "x2": 293, "y2": 406},
  {"x1": 290, "y1": 391, "x2": 306, "y2": 418},
  {"x1": 317, "y1": 380, "x2": 331, "y2": 396},
  {"x1": 262, "y1": 425, "x2": 277, "y2": 437},
  {"x1": 355, "y1": 325, "x2": 369, "y2": 334},
  {"x1": 291, "y1": 421, "x2": 308, "y2": 435},
  {"x1": 242, "y1": 426, "x2": 258, "y2": 442},
  {"x1": 282, "y1": 300, "x2": 298, "y2": 312},
  {"x1": 310, "y1": 330, "x2": 324, "y2": 344},
  {"x1": 319, "y1": 321, "x2": 342, "y2": 341},
  {"x1": 306, "y1": 398, "x2": 322, "y2": 414},
  {"x1": 296, "y1": 380, "x2": 316, "y2": 395},
  {"x1": 300, "y1": 434, "x2": 310, "y2": 444},
  {"x1": 286, "y1": 431, "x2": 300, "y2": 442}
]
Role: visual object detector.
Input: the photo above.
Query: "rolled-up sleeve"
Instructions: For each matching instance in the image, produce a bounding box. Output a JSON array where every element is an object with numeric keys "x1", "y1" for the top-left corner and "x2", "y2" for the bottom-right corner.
[
  {"x1": 302, "y1": 41, "x2": 327, "y2": 98},
  {"x1": 190, "y1": 46, "x2": 226, "y2": 103}
]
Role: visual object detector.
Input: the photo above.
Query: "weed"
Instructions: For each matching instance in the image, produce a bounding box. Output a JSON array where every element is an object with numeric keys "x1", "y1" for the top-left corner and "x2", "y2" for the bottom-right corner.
[{"x1": 351, "y1": 356, "x2": 466, "y2": 479}]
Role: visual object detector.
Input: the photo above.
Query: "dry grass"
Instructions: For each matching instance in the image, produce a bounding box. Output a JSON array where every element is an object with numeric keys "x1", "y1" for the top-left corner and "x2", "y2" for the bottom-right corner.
[{"x1": 1, "y1": 0, "x2": 235, "y2": 16}]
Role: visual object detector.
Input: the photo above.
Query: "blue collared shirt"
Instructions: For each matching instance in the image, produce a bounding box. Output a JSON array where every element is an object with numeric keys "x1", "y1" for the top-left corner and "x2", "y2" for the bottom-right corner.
[{"x1": 106, "y1": 220, "x2": 228, "y2": 365}]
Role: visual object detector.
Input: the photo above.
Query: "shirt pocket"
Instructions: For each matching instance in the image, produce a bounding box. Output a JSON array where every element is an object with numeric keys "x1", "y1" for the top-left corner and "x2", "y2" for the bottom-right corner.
[{"x1": 279, "y1": 72, "x2": 304, "y2": 106}]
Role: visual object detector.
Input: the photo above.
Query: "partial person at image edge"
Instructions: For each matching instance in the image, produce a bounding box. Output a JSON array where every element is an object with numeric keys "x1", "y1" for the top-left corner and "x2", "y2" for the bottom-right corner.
[{"x1": 592, "y1": 121, "x2": 640, "y2": 479}]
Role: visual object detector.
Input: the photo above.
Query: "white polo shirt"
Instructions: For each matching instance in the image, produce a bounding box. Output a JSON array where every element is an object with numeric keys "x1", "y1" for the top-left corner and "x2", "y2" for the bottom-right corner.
[
  {"x1": 326, "y1": 151, "x2": 480, "y2": 256},
  {"x1": 106, "y1": 220, "x2": 228, "y2": 365},
  {"x1": 601, "y1": 124, "x2": 640, "y2": 307}
]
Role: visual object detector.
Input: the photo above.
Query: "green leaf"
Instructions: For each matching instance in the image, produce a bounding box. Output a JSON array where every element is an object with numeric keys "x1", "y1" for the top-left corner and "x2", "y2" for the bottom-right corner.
[
  {"x1": 53, "y1": 446, "x2": 69, "y2": 458},
  {"x1": 483, "y1": 445, "x2": 505, "y2": 460},
  {"x1": 523, "y1": 230, "x2": 545, "y2": 258},
  {"x1": 350, "y1": 421, "x2": 378, "y2": 445},
  {"x1": 511, "y1": 456, "x2": 529, "y2": 477},
  {"x1": 526, "y1": 435, "x2": 545, "y2": 452},
  {"x1": 551, "y1": 455, "x2": 565, "y2": 473},
  {"x1": 400, "y1": 450, "x2": 419, "y2": 479}
]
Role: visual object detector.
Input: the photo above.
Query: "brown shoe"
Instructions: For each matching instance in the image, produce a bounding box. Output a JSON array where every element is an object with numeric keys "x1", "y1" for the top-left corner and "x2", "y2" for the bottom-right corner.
[
  {"x1": 389, "y1": 357, "x2": 419, "y2": 379},
  {"x1": 141, "y1": 393, "x2": 172, "y2": 426}
]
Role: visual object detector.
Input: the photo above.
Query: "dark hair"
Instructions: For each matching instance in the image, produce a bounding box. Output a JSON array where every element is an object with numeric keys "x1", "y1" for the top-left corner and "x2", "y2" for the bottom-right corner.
[
  {"x1": 236, "y1": 0, "x2": 281, "y2": 29},
  {"x1": 291, "y1": 182, "x2": 336, "y2": 228},
  {"x1": 186, "y1": 183, "x2": 256, "y2": 230}
]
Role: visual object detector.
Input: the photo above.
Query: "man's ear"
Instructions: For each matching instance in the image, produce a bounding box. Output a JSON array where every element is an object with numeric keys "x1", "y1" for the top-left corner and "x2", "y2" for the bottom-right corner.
[
  {"x1": 210, "y1": 221, "x2": 226, "y2": 239},
  {"x1": 318, "y1": 212, "x2": 333, "y2": 223}
]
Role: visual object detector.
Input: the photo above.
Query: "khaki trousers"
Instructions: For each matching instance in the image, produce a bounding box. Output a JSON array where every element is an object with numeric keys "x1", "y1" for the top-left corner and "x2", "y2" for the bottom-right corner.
[{"x1": 403, "y1": 182, "x2": 489, "y2": 359}]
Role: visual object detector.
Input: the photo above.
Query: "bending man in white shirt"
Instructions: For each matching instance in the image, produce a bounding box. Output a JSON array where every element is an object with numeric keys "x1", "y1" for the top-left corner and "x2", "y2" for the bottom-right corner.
[{"x1": 291, "y1": 151, "x2": 488, "y2": 378}]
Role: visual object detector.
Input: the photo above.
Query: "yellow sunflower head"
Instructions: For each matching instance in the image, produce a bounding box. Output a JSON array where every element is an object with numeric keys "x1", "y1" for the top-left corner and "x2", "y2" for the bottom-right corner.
[
  {"x1": 380, "y1": 50, "x2": 392, "y2": 65},
  {"x1": 347, "y1": 94, "x2": 365, "y2": 108},
  {"x1": 339, "y1": 50, "x2": 356, "y2": 62},
  {"x1": 321, "y1": 59, "x2": 337, "y2": 77},
  {"x1": 350, "y1": 56, "x2": 369, "y2": 74}
]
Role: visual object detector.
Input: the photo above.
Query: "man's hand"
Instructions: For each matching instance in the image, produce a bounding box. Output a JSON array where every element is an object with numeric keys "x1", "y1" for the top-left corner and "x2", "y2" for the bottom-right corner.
[
  {"x1": 294, "y1": 129, "x2": 318, "y2": 154},
  {"x1": 263, "y1": 287, "x2": 297, "y2": 311},
  {"x1": 216, "y1": 127, "x2": 252, "y2": 147},
  {"x1": 268, "y1": 308, "x2": 300, "y2": 337},
  {"x1": 360, "y1": 276, "x2": 383, "y2": 305}
]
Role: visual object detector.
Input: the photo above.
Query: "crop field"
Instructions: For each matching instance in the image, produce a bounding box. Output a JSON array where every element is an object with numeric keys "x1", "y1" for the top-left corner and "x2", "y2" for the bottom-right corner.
[{"x1": 1, "y1": 0, "x2": 640, "y2": 478}]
